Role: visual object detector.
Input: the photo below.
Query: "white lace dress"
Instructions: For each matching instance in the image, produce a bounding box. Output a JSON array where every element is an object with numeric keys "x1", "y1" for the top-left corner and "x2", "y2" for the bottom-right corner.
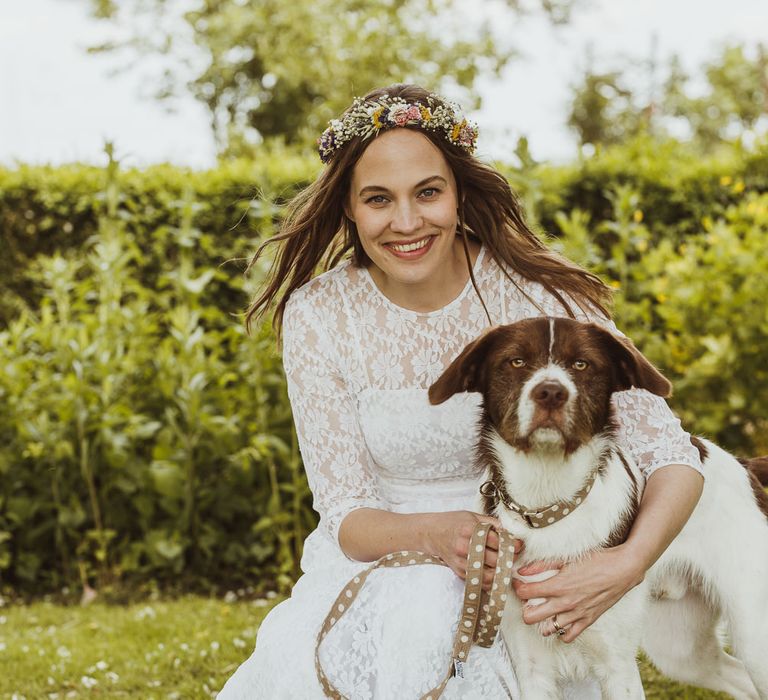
[{"x1": 217, "y1": 243, "x2": 703, "y2": 700}]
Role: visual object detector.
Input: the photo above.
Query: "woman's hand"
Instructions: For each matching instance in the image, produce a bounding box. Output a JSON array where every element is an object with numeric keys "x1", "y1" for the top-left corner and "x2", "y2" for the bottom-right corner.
[
  {"x1": 423, "y1": 511, "x2": 523, "y2": 592},
  {"x1": 511, "y1": 544, "x2": 644, "y2": 643}
]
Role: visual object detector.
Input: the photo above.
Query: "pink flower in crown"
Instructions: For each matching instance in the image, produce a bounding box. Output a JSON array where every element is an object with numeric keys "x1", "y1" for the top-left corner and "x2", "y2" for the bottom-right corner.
[
  {"x1": 389, "y1": 104, "x2": 410, "y2": 126},
  {"x1": 455, "y1": 120, "x2": 478, "y2": 151},
  {"x1": 405, "y1": 105, "x2": 422, "y2": 121}
]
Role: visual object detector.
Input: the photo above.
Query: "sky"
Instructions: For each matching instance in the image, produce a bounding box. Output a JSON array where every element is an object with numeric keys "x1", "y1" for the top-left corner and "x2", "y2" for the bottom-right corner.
[{"x1": 1, "y1": 0, "x2": 766, "y2": 169}]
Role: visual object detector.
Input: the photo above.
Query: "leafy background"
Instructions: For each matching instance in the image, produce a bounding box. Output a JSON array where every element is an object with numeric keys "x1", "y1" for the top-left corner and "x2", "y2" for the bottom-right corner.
[{"x1": 1, "y1": 135, "x2": 766, "y2": 600}]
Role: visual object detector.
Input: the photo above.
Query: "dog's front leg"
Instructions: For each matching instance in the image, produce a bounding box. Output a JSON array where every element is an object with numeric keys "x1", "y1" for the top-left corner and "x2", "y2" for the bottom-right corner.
[
  {"x1": 586, "y1": 589, "x2": 647, "y2": 700},
  {"x1": 501, "y1": 606, "x2": 562, "y2": 699},
  {"x1": 593, "y1": 661, "x2": 644, "y2": 700}
]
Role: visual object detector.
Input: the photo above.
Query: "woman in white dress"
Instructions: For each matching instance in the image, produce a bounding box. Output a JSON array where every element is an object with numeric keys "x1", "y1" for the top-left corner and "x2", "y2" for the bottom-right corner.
[{"x1": 218, "y1": 84, "x2": 705, "y2": 699}]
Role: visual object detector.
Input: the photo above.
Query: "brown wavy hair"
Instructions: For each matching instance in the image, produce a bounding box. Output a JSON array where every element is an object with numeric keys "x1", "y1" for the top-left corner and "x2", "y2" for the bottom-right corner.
[{"x1": 244, "y1": 83, "x2": 612, "y2": 340}]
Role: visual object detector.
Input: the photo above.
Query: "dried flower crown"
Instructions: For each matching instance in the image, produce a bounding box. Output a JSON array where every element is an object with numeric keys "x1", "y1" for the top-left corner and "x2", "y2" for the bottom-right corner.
[{"x1": 317, "y1": 95, "x2": 479, "y2": 164}]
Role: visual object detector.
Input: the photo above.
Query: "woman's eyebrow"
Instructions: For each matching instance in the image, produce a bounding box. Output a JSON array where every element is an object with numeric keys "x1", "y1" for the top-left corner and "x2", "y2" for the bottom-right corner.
[{"x1": 358, "y1": 175, "x2": 447, "y2": 197}]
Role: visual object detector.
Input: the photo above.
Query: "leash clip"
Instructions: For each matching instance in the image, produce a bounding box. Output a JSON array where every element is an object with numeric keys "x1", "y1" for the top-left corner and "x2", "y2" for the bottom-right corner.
[
  {"x1": 480, "y1": 479, "x2": 540, "y2": 527},
  {"x1": 479, "y1": 479, "x2": 500, "y2": 507}
]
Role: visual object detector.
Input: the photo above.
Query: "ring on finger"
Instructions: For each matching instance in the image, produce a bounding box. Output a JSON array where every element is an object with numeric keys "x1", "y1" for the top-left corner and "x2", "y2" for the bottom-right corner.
[{"x1": 552, "y1": 615, "x2": 567, "y2": 637}]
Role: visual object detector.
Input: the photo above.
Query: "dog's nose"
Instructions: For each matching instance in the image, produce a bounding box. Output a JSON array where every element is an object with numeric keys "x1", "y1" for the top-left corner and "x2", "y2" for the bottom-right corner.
[{"x1": 532, "y1": 381, "x2": 569, "y2": 409}]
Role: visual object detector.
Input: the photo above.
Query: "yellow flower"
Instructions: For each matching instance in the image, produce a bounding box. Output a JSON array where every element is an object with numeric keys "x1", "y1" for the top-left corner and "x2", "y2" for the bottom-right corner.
[
  {"x1": 732, "y1": 180, "x2": 745, "y2": 193},
  {"x1": 635, "y1": 239, "x2": 648, "y2": 252},
  {"x1": 656, "y1": 293, "x2": 668, "y2": 303},
  {"x1": 720, "y1": 175, "x2": 732, "y2": 186},
  {"x1": 701, "y1": 215, "x2": 713, "y2": 230},
  {"x1": 372, "y1": 108, "x2": 385, "y2": 129},
  {"x1": 633, "y1": 209, "x2": 643, "y2": 223},
  {"x1": 419, "y1": 105, "x2": 432, "y2": 121},
  {"x1": 609, "y1": 280, "x2": 621, "y2": 289},
  {"x1": 451, "y1": 121, "x2": 464, "y2": 141}
]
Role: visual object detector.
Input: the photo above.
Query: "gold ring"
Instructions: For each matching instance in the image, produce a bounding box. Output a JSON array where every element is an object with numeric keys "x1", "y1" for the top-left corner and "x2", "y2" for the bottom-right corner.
[{"x1": 552, "y1": 615, "x2": 566, "y2": 636}]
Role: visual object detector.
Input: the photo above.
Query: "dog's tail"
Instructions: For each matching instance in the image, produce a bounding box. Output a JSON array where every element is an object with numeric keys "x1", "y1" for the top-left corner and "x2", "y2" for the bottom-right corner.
[
  {"x1": 745, "y1": 456, "x2": 768, "y2": 487},
  {"x1": 739, "y1": 456, "x2": 768, "y2": 517}
]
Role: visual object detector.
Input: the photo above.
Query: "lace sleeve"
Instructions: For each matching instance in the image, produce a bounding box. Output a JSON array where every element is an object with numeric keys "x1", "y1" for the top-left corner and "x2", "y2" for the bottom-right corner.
[
  {"x1": 282, "y1": 291, "x2": 386, "y2": 557},
  {"x1": 611, "y1": 388, "x2": 704, "y2": 480}
]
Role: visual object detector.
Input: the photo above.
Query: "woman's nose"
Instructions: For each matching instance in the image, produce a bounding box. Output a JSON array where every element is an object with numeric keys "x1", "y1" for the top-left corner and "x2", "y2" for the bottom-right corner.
[{"x1": 390, "y1": 203, "x2": 422, "y2": 233}]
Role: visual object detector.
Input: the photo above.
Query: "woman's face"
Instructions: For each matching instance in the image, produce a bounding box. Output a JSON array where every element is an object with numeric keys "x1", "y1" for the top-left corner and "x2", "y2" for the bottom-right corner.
[{"x1": 346, "y1": 128, "x2": 464, "y2": 309}]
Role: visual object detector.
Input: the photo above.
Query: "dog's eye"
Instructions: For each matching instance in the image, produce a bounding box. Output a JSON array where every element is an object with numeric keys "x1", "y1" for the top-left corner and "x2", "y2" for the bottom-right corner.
[
  {"x1": 573, "y1": 360, "x2": 589, "y2": 371},
  {"x1": 510, "y1": 358, "x2": 526, "y2": 368}
]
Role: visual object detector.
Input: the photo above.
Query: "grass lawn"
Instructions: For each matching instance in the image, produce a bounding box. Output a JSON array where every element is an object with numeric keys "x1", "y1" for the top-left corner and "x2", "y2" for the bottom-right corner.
[{"x1": 0, "y1": 595, "x2": 729, "y2": 699}]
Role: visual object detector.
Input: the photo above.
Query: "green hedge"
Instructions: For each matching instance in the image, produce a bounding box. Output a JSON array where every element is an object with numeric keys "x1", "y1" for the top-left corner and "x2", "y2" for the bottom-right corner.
[
  {"x1": 0, "y1": 149, "x2": 319, "y2": 597},
  {"x1": 0, "y1": 146, "x2": 318, "y2": 327},
  {"x1": 503, "y1": 135, "x2": 768, "y2": 247},
  {"x1": 0, "y1": 138, "x2": 766, "y2": 597}
]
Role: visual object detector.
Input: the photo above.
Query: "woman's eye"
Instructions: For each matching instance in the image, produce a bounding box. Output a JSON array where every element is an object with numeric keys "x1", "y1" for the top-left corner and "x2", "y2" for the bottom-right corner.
[
  {"x1": 419, "y1": 188, "x2": 439, "y2": 198},
  {"x1": 510, "y1": 358, "x2": 526, "y2": 368},
  {"x1": 573, "y1": 360, "x2": 589, "y2": 371},
  {"x1": 365, "y1": 194, "x2": 388, "y2": 204}
]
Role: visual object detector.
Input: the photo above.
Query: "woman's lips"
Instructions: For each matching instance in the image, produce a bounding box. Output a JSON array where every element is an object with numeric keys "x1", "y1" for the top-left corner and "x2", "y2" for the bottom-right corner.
[{"x1": 384, "y1": 235, "x2": 436, "y2": 259}]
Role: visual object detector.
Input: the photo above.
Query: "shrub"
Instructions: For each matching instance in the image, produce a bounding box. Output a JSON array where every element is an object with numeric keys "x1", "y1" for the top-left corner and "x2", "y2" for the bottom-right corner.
[
  {"x1": 0, "y1": 136, "x2": 765, "y2": 596},
  {"x1": 0, "y1": 149, "x2": 313, "y2": 595}
]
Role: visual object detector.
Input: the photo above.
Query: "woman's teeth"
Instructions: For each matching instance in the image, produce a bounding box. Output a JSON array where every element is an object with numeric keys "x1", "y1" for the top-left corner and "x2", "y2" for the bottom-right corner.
[{"x1": 389, "y1": 237, "x2": 431, "y2": 253}]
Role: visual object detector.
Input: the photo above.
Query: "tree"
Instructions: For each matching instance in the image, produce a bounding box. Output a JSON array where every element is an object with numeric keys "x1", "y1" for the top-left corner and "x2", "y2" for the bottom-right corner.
[
  {"x1": 567, "y1": 42, "x2": 768, "y2": 153},
  {"x1": 662, "y1": 45, "x2": 768, "y2": 150},
  {"x1": 567, "y1": 70, "x2": 645, "y2": 150},
  {"x1": 86, "y1": 0, "x2": 579, "y2": 157}
]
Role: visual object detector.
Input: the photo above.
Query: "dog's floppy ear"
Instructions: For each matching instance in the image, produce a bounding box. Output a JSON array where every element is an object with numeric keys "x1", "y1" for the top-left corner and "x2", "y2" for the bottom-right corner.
[
  {"x1": 592, "y1": 325, "x2": 672, "y2": 398},
  {"x1": 428, "y1": 326, "x2": 501, "y2": 405}
]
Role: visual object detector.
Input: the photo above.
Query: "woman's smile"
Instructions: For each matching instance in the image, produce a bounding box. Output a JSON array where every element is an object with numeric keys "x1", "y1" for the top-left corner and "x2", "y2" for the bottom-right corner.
[{"x1": 385, "y1": 234, "x2": 437, "y2": 258}]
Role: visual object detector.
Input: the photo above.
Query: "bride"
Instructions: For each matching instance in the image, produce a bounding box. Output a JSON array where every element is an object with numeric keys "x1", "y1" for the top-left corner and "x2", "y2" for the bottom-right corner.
[{"x1": 217, "y1": 83, "x2": 704, "y2": 699}]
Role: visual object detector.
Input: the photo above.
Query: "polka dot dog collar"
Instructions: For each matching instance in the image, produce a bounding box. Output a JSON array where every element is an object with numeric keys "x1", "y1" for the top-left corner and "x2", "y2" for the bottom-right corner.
[{"x1": 479, "y1": 466, "x2": 600, "y2": 529}]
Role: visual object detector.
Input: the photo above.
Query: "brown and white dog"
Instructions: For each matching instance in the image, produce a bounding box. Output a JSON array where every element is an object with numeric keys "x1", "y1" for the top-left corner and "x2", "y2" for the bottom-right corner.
[{"x1": 428, "y1": 317, "x2": 768, "y2": 699}]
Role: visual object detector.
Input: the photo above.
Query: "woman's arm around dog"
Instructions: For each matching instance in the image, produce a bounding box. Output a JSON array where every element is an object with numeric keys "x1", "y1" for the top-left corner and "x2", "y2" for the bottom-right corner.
[{"x1": 512, "y1": 464, "x2": 704, "y2": 642}]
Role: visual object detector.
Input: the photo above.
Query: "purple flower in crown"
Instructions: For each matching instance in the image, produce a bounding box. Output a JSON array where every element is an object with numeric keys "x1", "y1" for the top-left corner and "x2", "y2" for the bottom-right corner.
[
  {"x1": 320, "y1": 129, "x2": 336, "y2": 151},
  {"x1": 318, "y1": 127, "x2": 337, "y2": 163}
]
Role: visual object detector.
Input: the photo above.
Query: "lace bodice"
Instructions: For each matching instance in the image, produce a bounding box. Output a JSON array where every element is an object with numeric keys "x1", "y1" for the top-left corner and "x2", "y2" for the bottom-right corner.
[{"x1": 281, "y1": 243, "x2": 703, "y2": 551}]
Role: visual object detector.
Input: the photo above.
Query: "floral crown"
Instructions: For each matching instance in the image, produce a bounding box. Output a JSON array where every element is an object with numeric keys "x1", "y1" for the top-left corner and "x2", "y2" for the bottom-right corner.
[{"x1": 317, "y1": 94, "x2": 479, "y2": 164}]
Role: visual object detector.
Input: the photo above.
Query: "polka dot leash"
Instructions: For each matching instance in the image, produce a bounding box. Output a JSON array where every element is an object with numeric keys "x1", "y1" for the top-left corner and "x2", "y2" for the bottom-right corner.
[{"x1": 314, "y1": 522, "x2": 517, "y2": 699}]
